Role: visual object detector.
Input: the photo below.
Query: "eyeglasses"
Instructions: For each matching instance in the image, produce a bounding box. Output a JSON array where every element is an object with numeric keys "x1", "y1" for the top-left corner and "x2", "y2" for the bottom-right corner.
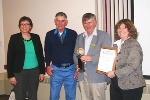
[{"x1": 20, "y1": 23, "x2": 30, "y2": 26}]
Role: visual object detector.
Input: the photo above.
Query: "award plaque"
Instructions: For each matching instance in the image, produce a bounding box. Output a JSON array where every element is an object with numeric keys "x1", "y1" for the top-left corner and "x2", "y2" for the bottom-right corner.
[
  {"x1": 76, "y1": 48, "x2": 85, "y2": 72},
  {"x1": 96, "y1": 46, "x2": 118, "y2": 73}
]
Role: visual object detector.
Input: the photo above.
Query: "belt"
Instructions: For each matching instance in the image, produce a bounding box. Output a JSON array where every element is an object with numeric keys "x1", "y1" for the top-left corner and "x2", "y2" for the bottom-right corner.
[{"x1": 53, "y1": 63, "x2": 73, "y2": 69}]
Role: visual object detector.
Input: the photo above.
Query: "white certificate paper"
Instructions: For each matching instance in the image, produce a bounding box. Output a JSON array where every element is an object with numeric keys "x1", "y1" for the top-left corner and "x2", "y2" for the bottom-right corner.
[{"x1": 97, "y1": 46, "x2": 118, "y2": 73}]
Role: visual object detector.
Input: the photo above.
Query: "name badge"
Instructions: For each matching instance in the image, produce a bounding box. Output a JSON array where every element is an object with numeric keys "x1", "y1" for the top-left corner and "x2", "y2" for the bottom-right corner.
[{"x1": 90, "y1": 43, "x2": 96, "y2": 46}]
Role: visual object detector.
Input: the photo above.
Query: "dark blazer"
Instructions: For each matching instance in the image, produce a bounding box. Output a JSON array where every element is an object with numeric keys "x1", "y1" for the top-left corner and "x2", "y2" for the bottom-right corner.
[{"x1": 7, "y1": 33, "x2": 45, "y2": 78}]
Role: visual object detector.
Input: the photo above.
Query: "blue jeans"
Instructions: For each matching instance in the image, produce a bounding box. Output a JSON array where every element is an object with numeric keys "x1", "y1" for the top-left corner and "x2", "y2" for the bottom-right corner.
[{"x1": 50, "y1": 64, "x2": 77, "y2": 100}]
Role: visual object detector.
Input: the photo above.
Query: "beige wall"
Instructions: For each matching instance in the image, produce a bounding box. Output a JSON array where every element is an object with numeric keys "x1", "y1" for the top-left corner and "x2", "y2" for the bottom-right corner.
[
  {"x1": 0, "y1": 0, "x2": 5, "y2": 73},
  {"x1": 2, "y1": 0, "x2": 96, "y2": 65}
]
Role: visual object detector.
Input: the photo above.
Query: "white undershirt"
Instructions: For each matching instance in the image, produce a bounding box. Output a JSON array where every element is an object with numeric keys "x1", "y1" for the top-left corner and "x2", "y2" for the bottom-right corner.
[
  {"x1": 114, "y1": 37, "x2": 130, "y2": 53},
  {"x1": 59, "y1": 32, "x2": 63, "y2": 36}
]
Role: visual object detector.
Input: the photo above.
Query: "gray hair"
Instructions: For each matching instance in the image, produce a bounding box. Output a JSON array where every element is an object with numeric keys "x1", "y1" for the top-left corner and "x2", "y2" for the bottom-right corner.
[
  {"x1": 55, "y1": 12, "x2": 67, "y2": 19},
  {"x1": 82, "y1": 13, "x2": 96, "y2": 23}
]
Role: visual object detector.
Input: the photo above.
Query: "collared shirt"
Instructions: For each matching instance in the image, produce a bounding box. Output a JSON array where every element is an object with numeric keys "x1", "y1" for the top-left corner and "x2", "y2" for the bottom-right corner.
[
  {"x1": 114, "y1": 37, "x2": 130, "y2": 53},
  {"x1": 54, "y1": 28, "x2": 67, "y2": 41},
  {"x1": 83, "y1": 28, "x2": 97, "y2": 55}
]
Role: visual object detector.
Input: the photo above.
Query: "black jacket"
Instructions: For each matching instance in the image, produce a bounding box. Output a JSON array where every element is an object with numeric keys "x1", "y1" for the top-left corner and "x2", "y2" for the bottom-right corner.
[{"x1": 7, "y1": 33, "x2": 45, "y2": 78}]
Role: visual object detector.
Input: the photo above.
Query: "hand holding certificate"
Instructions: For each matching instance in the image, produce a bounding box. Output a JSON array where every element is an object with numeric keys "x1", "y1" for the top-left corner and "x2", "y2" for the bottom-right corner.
[{"x1": 96, "y1": 46, "x2": 118, "y2": 74}]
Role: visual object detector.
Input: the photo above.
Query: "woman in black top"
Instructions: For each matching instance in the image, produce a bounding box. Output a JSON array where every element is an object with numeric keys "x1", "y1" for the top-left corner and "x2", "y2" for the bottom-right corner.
[{"x1": 7, "y1": 16, "x2": 45, "y2": 100}]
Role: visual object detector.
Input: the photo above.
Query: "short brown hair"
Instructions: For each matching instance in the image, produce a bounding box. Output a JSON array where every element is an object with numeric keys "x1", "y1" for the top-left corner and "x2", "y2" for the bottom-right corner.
[{"x1": 18, "y1": 16, "x2": 33, "y2": 28}]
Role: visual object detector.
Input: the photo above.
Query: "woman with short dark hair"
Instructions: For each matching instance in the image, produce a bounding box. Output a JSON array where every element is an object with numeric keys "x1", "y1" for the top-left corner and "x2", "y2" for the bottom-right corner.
[{"x1": 7, "y1": 16, "x2": 45, "y2": 100}]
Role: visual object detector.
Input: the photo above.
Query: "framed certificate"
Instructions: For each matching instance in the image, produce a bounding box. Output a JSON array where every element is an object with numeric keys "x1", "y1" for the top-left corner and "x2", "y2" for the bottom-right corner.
[{"x1": 96, "y1": 46, "x2": 118, "y2": 73}]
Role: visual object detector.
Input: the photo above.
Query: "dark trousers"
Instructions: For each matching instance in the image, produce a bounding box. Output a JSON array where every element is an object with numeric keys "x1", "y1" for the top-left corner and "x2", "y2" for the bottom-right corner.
[
  {"x1": 110, "y1": 76, "x2": 144, "y2": 100},
  {"x1": 14, "y1": 67, "x2": 39, "y2": 100}
]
